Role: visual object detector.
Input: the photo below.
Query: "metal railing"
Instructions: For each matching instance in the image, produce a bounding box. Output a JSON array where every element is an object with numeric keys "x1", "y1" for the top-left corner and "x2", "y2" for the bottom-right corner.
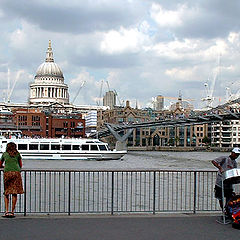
[{"x1": 0, "y1": 169, "x2": 233, "y2": 215}]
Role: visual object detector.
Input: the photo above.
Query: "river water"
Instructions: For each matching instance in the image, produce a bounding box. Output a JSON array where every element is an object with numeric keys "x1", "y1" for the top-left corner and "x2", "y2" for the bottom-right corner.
[
  {"x1": 4, "y1": 151, "x2": 237, "y2": 214},
  {"x1": 22, "y1": 151, "x2": 230, "y2": 171}
]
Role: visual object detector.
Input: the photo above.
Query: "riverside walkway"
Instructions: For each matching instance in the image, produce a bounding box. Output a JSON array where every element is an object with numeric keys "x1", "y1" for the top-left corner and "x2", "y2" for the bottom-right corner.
[{"x1": 0, "y1": 214, "x2": 239, "y2": 240}]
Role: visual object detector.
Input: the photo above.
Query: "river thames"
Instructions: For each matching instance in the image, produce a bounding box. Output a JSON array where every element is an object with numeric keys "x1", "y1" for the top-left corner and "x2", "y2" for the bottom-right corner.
[
  {"x1": 22, "y1": 151, "x2": 229, "y2": 170},
  {"x1": 2, "y1": 151, "x2": 236, "y2": 214}
]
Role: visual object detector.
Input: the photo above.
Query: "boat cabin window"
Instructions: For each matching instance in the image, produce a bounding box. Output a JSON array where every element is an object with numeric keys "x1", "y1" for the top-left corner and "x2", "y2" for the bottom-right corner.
[
  {"x1": 62, "y1": 144, "x2": 71, "y2": 150},
  {"x1": 51, "y1": 144, "x2": 60, "y2": 150},
  {"x1": 18, "y1": 144, "x2": 27, "y2": 150},
  {"x1": 72, "y1": 145, "x2": 80, "y2": 150},
  {"x1": 40, "y1": 144, "x2": 49, "y2": 150},
  {"x1": 99, "y1": 145, "x2": 107, "y2": 151},
  {"x1": 29, "y1": 144, "x2": 38, "y2": 150},
  {"x1": 90, "y1": 145, "x2": 98, "y2": 151},
  {"x1": 82, "y1": 144, "x2": 89, "y2": 151}
]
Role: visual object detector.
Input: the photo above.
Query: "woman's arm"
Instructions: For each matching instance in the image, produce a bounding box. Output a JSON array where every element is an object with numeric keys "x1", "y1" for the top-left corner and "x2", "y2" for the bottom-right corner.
[
  {"x1": 18, "y1": 154, "x2": 22, "y2": 168},
  {"x1": 18, "y1": 158, "x2": 22, "y2": 168},
  {"x1": 0, "y1": 155, "x2": 4, "y2": 168}
]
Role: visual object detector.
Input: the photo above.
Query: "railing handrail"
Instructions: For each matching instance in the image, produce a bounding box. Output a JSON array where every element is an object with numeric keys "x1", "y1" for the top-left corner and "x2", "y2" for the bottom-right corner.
[
  {"x1": 0, "y1": 169, "x2": 218, "y2": 173},
  {"x1": 0, "y1": 169, "x2": 222, "y2": 215}
]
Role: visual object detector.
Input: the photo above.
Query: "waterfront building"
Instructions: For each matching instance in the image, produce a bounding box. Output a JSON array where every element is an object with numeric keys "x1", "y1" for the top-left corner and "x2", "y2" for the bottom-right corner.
[
  {"x1": 0, "y1": 107, "x2": 14, "y2": 131},
  {"x1": 49, "y1": 113, "x2": 85, "y2": 138},
  {"x1": 103, "y1": 91, "x2": 116, "y2": 109},
  {"x1": 211, "y1": 120, "x2": 240, "y2": 147},
  {"x1": 98, "y1": 100, "x2": 151, "y2": 127},
  {"x1": 98, "y1": 97, "x2": 209, "y2": 148},
  {"x1": 85, "y1": 110, "x2": 97, "y2": 136},
  {"x1": 10, "y1": 108, "x2": 85, "y2": 138}
]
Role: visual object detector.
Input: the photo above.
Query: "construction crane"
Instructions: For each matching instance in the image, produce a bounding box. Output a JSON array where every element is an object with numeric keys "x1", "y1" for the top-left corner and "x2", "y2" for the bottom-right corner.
[
  {"x1": 225, "y1": 81, "x2": 237, "y2": 102},
  {"x1": 201, "y1": 54, "x2": 221, "y2": 109},
  {"x1": 97, "y1": 79, "x2": 124, "y2": 107},
  {"x1": 96, "y1": 79, "x2": 104, "y2": 106},
  {"x1": 152, "y1": 92, "x2": 195, "y2": 110},
  {"x1": 7, "y1": 69, "x2": 24, "y2": 103},
  {"x1": 72, "y1": 80, "x2": 86, "y2": 104},
  {"x1": 106, "y1": 80, "x2": 110, "y2": 92},
  {"x1": 163, "y1": 96, "x2": 195, "y2": 101},
  {"x1": 114, "y1": 89, "x2": 124, "y2": 107}
]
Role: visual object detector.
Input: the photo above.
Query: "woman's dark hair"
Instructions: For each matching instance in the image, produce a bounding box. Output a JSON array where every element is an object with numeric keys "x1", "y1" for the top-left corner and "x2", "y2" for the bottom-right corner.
[{"x1": 6, "y1": 142, "x2": 19, "y2": 157}]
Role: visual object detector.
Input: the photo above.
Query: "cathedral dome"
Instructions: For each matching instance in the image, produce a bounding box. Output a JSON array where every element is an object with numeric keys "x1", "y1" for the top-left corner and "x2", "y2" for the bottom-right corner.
[
  {"x1": 29, "y1": 40, "x2": 69, "y2": 105},
  {"x1": 35, "y1": 40, "x2": 63, "y2": 78},
  {"x1": 36, "y1": 62, "x2": 63, "y2": 78}
]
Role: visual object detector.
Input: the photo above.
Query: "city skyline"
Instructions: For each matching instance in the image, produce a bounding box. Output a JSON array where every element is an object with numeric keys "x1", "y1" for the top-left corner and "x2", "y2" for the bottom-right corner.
[{"x1": 1, "y1": 0, "x2": 240, "y2": 109}]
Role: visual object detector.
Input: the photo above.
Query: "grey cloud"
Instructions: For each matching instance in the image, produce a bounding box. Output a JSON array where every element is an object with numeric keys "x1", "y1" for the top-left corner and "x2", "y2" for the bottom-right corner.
[
  {"x1": 71, "y1": 52, "x2": 142, "y2": 69},
  {"x1": 150, "y1": 0, "x2": 240, "y2": 39},
  {"x1": 0, "y1": 0, "x2": 146, "y2": 34}
]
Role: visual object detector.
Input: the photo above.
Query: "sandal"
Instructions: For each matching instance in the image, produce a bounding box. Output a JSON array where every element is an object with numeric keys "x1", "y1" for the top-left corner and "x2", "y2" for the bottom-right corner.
[
  {"x1": 8, "y1": 212, "x2": 15, "y2": 218},
  {"x1": 2, "y1": 212, "x2": 10, "y2": 218},
  {"x1": 2, "y1": 212, "x2": 15, "y2": 218}
]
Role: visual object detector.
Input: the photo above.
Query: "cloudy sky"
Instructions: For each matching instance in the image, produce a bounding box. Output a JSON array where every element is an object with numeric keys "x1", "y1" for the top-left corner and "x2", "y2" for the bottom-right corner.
[{"x1": 1, "y1": 0, "x2": 240, "y2": 109}]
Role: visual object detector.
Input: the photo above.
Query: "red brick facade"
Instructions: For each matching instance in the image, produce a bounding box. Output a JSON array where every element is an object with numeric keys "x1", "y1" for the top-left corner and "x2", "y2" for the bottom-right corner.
[{"x1": 0, "y1": 108, "x2": 85, "y2": 138}]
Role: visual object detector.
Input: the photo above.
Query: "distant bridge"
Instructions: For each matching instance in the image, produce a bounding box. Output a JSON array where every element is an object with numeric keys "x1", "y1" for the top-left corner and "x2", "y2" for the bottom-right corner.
[{"x1": 92, "y1": 97, "x2": 240, "y2": 139}]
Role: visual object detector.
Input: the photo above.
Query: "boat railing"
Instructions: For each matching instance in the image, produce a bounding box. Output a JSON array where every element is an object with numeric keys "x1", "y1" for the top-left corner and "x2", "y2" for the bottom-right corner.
[{"x1": 0, "y1": 169, "x2": 236, "y2": 215}]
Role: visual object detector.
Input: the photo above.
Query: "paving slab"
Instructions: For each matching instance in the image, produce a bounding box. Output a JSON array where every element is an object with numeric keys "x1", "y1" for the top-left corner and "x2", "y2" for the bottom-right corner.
[{"x1": 0, "y1": 214, "x2": 239, "y2": 240}]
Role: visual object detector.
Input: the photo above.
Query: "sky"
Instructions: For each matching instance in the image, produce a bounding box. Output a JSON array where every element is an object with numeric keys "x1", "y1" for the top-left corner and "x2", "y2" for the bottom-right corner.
[{"x1": 1, "y1": 0, "x2": 240, "y2": 109}]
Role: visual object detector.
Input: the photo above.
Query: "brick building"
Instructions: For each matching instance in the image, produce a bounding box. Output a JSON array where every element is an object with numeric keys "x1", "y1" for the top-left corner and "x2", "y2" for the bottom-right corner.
[
  {"x1": 48, "y1": 114, "x2": 85, "y2": 138},
  {"x1": 1, "y1": 108, "x2": 85, "y2": 138}
]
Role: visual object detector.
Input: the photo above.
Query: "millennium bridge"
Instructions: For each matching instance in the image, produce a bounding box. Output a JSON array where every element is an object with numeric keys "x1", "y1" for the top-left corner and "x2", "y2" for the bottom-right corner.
[{"x1": 92, "y1": 97, "x2": 240, "y2": 139}]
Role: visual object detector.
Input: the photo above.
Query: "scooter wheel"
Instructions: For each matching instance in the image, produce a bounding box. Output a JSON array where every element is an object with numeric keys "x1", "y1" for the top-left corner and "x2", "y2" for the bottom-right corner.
[{"x1": 232, "y1": 222, "x2": 240, "y2": 229}]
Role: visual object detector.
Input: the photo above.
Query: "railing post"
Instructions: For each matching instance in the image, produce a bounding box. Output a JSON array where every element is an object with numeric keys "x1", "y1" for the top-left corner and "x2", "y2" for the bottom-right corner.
[
  {"x1": 68, "y1": 171, "x2": 71, "y2": 216},
  {"x1": 24, "y1": 171, "x2": 27, "y2": 216},
  {"x1": 153, "y1": 171, "x2": 156, "y2": 215},
  {"x1": 111, "y1": 171, "x2": 114, "y2": 215},
  {"x1": 193, "y1": 171, "x2": 197, "y2": 214}
]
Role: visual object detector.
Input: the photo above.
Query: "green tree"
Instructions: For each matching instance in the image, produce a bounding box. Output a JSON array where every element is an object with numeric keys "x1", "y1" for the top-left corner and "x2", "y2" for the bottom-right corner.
[
  {"x1": 202, "y1": 136, "x2": 211, "y2": 145},
  {"x1": 168, "y1": 138, "x2": 174, "y2": 146}
]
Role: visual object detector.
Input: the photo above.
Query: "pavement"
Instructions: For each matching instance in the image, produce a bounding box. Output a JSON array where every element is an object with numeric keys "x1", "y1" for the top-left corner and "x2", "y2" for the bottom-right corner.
[{"x1": 0, "y1": 213, "x2": 239, "y2": 240}]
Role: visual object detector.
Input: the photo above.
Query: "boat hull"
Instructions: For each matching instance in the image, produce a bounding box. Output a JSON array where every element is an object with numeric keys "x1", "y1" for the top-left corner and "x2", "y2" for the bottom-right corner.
[
  {"x1": 18, "y1": 151, "x2": 126, "y2": 161},
  {"x1": 0, "y1": 138, "x2": 127, "y2": 161}
]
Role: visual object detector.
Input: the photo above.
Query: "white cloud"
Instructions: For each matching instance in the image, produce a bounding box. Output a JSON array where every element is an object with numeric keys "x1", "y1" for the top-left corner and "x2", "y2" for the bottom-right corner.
[
  {"x1": 152, "y1": 38, "x2": 199, "y2": 60},
  {"x1": 69, "y1": 70, "x2": 97, "y2": 104},
  {"x1": 9, "y1": 28, "x2": 27, "y2": 49},
  {"x1": 106, "y1": 71, "x2": 121, "y2": 89},
  {"x1": 228, "y1": 32, "x2": 239, "y2": 44},
  {"x1": 165, "y1": 67, "x2": 196, "y2": 80},
  {"x1": 70, "y1": 71, "x2": 93, "y2": 86},
  {"x1": 150, "y1": 3, "x2": 186, "y2": 27},
  {"x1": 202, "y1": 40, "x2": 228, "y2": 58},
  {"x1": 139, "y1": 20, "x2": 150, "y2": 34},
  {"x1": 100, "y1": 26, "x2": 150, "y2": 54}
]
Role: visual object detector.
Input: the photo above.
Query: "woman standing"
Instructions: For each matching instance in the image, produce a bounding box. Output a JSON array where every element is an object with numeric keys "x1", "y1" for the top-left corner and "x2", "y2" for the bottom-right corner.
[{"x1": 0, "y1": 142, "x2": 24, "y2": 218}]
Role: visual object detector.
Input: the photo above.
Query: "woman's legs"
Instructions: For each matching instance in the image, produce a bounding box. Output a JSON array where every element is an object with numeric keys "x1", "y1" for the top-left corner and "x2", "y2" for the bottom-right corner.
[
  {"x1": 12, "y1": 194, "x2": 17, "y2": 213},
  {"x1": 4, "y1": 194, "x2": 9, "y2": 213}
]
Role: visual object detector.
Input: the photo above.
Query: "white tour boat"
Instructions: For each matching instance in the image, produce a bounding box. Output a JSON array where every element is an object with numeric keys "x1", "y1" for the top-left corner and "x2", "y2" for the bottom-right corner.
[{"x1": 0, "y1": 138, "x2": 127, "y2": 161}]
